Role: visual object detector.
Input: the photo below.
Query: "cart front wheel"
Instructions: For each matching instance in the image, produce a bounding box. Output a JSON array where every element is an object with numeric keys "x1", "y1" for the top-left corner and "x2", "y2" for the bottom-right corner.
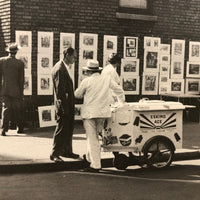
[
  {"x1": 113, "y1": 154, "x2": 128, "y2": 170},
  {"x1": 143, "y1": 138, "x2": 174, "y2": 169}
]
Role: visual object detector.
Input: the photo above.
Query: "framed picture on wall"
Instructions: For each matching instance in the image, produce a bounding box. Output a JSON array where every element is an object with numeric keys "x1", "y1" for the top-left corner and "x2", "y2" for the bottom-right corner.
[
  {"x1": 185, "y1": 78, "x2": 200, "y2": 94},
  {"x1": 144, "y1": 50, "x2": 159, "y2": 72},
  {"x1": 160, "y1": 44, "x2": 170, "y2": 55},
  {"x1": 160, "y1": 55, "x2": 170, "y2": 65},
  {"x1": 79, "y1": 33, "x2": 98, "y2": 50},
  {"x1": 152, "y1": 37, "x2": 161, "y2": 50},
  {"x1": 159, "y1": 84, "x2": 170, "y2": 95},
  {"x1": 121, "y1": 59, "x2": 139, "y2": 76},
  {"x1": 186, "y1": 61, "x2": 200, "y2": 78},
  {"x1": 60, "y1": 33, "x2": 75, "y2": 56},
  {"x1": 121, "y1": 75, "x2": 139, "y2": 95},
  {"x1": 15, "y1": 30, "x2": 32, "y2": 52},
  {"x1": 24, "y1": 74, "x2": 32, "y2": 96},
  {"x1": 37, "y1": 74, "x2": 53, "y2": 95},
  {"x1": 75, "y1": 104, "x2": 82, "y2": 120},
  {"x1": 171, "y1": 39, "x2": 185, "y2": 59},
  {"x1": 37, "y1": 53, "x2": 53, "y2": 74},
  {"x1": 144, "y1": 36, "x2": 152, "y2": 49},
  {"x1": 170, "y1": 79, "x2": 184, "y2": 94},
  {"x1": 16, "y1": 52, "x2": 31, "y2": 73},
  {"x1": 170, "y1": 59, "x2": 184, "y2": 78},
  {"x1": 38, "y1": 31, "x2": 53, "y2": 53},
  {"x1": 124, "y1": 36, "x2": 138, "y2": 58},
  {"x1": 189, "y1": 41, "x2": 200, "y2": 61},
  {"x1": 38, "y1": 105, "x2": 56, "y2": 127},
  {"x1": 104, "y1": 35, "x2": 117, "y2": 55},
  {"x1": 160, "y1": 64, "x2": 170, "y2": 74},
  {"x1": 159, "y1": 74, "x2": 169, "y2": 84},
  {"x1": 142, "y1": 72, "x2": 158, "y2": 95}
]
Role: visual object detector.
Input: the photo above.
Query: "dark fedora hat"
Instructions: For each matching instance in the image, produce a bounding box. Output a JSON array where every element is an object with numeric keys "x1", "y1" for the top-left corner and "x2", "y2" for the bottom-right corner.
[{"x1": 5, "y1": 42, "x2": 21, "y2": 52}]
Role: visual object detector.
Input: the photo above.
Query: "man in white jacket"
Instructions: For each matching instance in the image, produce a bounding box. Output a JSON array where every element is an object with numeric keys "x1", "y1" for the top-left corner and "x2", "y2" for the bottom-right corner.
[{"x1": 75, "y1": 59, "x2": 125, "y2": 172}]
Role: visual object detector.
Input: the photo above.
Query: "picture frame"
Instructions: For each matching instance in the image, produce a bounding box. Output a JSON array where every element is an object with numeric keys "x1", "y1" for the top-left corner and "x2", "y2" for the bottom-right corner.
[
  {"x1": 189, "y1": 41, "x2": 200, "y2": 61},
  {"x1": 170, "y1": 79, "x2": 185, "y2": 94},
  {"x1": 170, "y1": 59, "x2": 184, "y2": 78},
  {"x1": 186, "y1": 61, "x2": 200, "y2": 78},
  {"x1": 24, "y1": 74, "x2": 32, "y2": 96},
  {"x1": 171, "y1": 39, "x2": 185, "y2": 59},
  {"x1": 185, "y1": 78, "x2": 200, "y2": 94},
  {"x1": 103, "y1": 35, "x2": 117, "y2": 55},
  {"x1": 160, "y1": 44, "x2": 170, "y2": 55},
  {"x1": 121, "y1": 75, "x2": 139, "y2": 95},
  {"x1": 152, "y1": 37, "x2": 161, "y2": 50},
  {"x1": 144, "y1": 36, "x2": 152, "y2": 49},
  {"x1": 79, "y1": 33, "x2": 98, "y2": 50},
  {"x1": 37, "y1": 53, "x2": 53, "y2": 74},
  {"x1": 38, "y1": 105, "x2": 56, "y2": 127},
  {"x1": 159, "y1": 74, "x2": 169, "y2": 84},
  {"x1": 75, "y1": 104, "x2": 82, "y2": 120},
  {"x1": 160, "y1": 64, "x2": 170, "y2": 74},
  {"x1": 143, "y1": 50, "x2": 159, "y2": 72},
  {"x1": 160, "y1": 54, "x2": 170, "y2": 65},
  {"x1": 38, "y1": 31, "x2": 53, "y2": 53},
  {"x1": 121, "y1": 58, "x2": 139, "y2": 76},
  {"x1": 60, "y1": 33, "x2": 75, "y2": 56},
  {"x1": 159, "y1": 84, "x2": 170, "y2": 95},
  {"x1": 142, "y1": 72, "x2": 158, "y2": 95},
  {"x1": 124, "y1": 36, "x2": 138, "y2": 58},
  {"x1": 37, "y1": 74, "x2": 53, "y2": 95},
  {"x1": 15, "y1": 30, "x2": 32, "y2": 53},
  {"x1": 16, "y1": 52, "x2": 32, "y2": 73}
]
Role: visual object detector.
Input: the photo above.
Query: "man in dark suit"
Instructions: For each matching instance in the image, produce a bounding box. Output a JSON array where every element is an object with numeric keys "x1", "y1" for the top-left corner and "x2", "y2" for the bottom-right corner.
[
  {"x1": 50, "y1": 47, "x2": 79, "y2": 162},
  {"x1": 0, "y1": 43, "x2": 25, "y2": 136}
]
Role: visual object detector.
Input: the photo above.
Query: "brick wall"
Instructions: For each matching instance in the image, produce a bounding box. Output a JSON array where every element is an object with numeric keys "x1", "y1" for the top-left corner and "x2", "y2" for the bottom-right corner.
[{"x1": 1, "y1": 0, "x2": 200, "y2": 126}]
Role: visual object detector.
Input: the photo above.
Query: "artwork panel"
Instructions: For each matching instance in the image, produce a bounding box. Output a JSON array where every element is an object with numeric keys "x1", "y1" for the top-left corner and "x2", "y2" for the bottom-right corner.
[
  {"x1": 60, "y1": 33, "x2": 75, "y2": 55},
  {"x1": 37, "y1": 74, "x2": 53, "y2": 95},
  {"x1": 160, "y1": 44, "x2": 170, "y2": 55},
  {"x1": 171, "y1": 39, "x2": 185, "y2": 59},
  {"x1": 121, "y1": 58, "x2": 139, "y2": 76},
  {"x1": 79, "y1": 33, "x2": 98, "y2": 50},
  {"x1": 185, "y1": 78, "x2": 200, "y2": 94},
  {"x1": 142, "y1": 72, "x2": 158, "y2": 95},
  {"x1": 121, "y1": 75, "x2": 139, "y2": 95},
  {"x1": 170, "y1": 79, "x2": 185, "y2": 94},
  {"x1": 189, "y1": 41, "x2": 200, "y2": 61},
  {"x1": 37, "y1": 53, "x2": 53, "y2": 74},
  {"x1": 144, "y1": 50, "x2": 159, "y2": 72},
  {"x1": 186, "y1": 61, "x2": 200, "y2": 78},
  {"x1": 124, "y1": 36, "x2": 138, "y2": 58},
  {"x1": 103, "y1": 35, "x2": 117, "y2": 55},
  {"x1": 170, "y1": 59, "x2": 184, "y2": 78},
  {"x1": 38, "y1": 32, "x2": 53, "y2": 53}
]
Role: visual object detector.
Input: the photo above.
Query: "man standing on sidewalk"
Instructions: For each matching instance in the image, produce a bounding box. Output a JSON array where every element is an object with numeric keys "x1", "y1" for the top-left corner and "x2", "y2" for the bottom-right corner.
[
  {"x1": 0, "y1": 43, "x2": 25, "y2": 136},
  {"x1": 75, "y1": 59, "x2": 125, "y2": 172},
  {"x1": 50, "y1": 47, "x2": 79, "y2": 163}
]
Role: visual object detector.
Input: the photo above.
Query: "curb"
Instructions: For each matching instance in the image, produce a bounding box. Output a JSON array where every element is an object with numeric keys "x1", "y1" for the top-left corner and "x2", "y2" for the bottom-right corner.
[{"x1": 0, "y1": 151, "x2": 199, "y2": 174}]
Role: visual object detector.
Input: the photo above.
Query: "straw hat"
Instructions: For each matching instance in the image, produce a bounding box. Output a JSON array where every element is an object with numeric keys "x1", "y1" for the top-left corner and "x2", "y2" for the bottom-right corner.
[{"x1": 82, "y1": 59, "x2": 103, "y2": 71}]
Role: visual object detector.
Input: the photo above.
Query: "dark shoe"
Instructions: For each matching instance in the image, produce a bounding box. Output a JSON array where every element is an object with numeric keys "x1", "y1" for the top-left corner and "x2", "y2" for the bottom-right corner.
[
  {"x1": 1, "y1": 130, "x2": 6, "y2": 136},
  {"x1": 50, "y1": 155, "x2": 64, "y2": 163},
  {"x1": 17, "y1": 129, "x2": 24, "y2": 134},
  {"x1": 82, "y1": 154, "x2": 90, "y2": 167},
  {"x1": 61, "y1": 153, "x2": 80, "y2": 159},
  {"x1": 81, "y1": 167, "x2": 100, "y2": 173}
]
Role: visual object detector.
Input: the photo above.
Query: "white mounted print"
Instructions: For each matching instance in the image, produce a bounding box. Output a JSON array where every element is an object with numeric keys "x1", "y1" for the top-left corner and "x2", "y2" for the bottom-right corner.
[
  {"x1": 124, "y1": 36, "x2": 138, "y2": 58},
  {"x1": 38, "y1": 31, "x2": 53, "y2": 53},
  {"x1": 24, "y1": 74, "x2": 32, "y2": 95},
  {"x1": 121, "y1": 75, "x2": 139, "y2": 95},
  {"x1": 170, "y1": 59, "x2": 184, "y2": 78},
  {"x1": 60, "y1": 33, "x2": 75, "y2": 56},
  {"x1": 38, "y1": 105, "x2": 56, "y2": 127},
  {"x1": 37, "y1": 53, "x2": 53, "y2": 74},
  {"x1": 104, "y1": 35, "x2": 117, "y2": 55},
  {"x1": 144, "y1": 36, "x2": 152, "y2": 49},
  {"x1": 121, "y1": 58, "x2": 139, "y2": 76},
  {"x1": 189, "y1": 41, "x2": 200, "y2": 61},
  {"x1": 159, "y1": 84, "x2": 170, "y2": 95},
  {"x1": 186, "y1": 61, "x2": 200, "y2": 78},
  {"x1": 142, "y1": 72, "x2": 158, "y2": 95},
  {"x1": 144, "y1": 50, "x2": 159, "y2": 72},
  {"x1": 160, "y1": 64, "x2": 170, "y2": 74},
  {"x1": 171, "y1": 39, "x2": 185, "y2": 59},
  {"x1": 170, "y1": 79, "x2": 184, "y2": 94},
  {"x1": 15, "y1": 30, "x2": 32, "y2": 52},
  {"x1": 79, "y1": 33, "x2": 98, "y2": 50},
  {"x1": 37, "y1": 74, "x2": 53, "y2": 95},
  {"x1": 185, "y1": 78, "x2": 200, "y2": 94},
  {"x1": 159, "y1": 74, "x2": 169, "y2": 84},
  {"x1": 160, "y1": 44, "x2": 170, "y2": 55},
  {"x1": 160, "y1": 55, "x2": 170, "y2": 65}
]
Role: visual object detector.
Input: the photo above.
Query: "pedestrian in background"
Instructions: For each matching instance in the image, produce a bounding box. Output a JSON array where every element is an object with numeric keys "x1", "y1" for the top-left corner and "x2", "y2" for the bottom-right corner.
[
  {"x1": 75, "y1": 59, "x2": 125, "y2": 172},
  {"x1": 101, "y1": 53, "x2": 122, "y2": 103},
  {"x1": 50, "y1": 47, "x2": 79, "y2": 163},
  {"x1": 0, "y1": 43, "x2": 25, "y2": 136}
]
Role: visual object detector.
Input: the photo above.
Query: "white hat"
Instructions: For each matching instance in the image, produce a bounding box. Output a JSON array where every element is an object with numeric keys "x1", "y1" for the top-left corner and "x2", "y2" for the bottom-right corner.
[{"x1": 82, "y1": 59, "x2": 103, "y2": 71}]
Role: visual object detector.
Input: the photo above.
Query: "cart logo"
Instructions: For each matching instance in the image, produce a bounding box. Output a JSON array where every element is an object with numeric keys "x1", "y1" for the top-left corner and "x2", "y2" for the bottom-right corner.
[
  {"x1": 103, "y1": 128, "x2": 118, "y2": 145},
  {"x1": 119, "y1": 134, "x2": 132, "y2": 146},
  {"x1": 139, "y1": 113, "x2": 176, "y2": 129}
]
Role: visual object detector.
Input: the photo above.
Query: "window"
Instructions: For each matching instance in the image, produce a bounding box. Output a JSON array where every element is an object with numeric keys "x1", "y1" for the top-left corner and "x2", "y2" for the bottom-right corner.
[{"x1": 119, "y1": 0, "x2": 147, "y2": 9}]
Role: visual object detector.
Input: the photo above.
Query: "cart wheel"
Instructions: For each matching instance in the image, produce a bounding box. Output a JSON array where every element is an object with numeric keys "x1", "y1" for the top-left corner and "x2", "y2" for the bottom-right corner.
[
  {"x1": 113, "y1": 154, "x2": 128, "y2": 170},
  {"x1": 143, "y1": 138, "x2": 174, "y2": 169}
]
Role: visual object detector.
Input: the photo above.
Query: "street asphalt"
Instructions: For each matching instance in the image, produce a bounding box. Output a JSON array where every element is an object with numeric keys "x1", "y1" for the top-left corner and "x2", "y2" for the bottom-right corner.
[{"x1": 0, "y1": 121, "x2": 199, "y2": 174}]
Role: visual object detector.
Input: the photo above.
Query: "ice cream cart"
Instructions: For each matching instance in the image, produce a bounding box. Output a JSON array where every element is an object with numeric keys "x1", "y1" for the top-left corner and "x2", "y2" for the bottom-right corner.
[{"x1": 102, "y1": 99, "x2": 185, "y2": 170}]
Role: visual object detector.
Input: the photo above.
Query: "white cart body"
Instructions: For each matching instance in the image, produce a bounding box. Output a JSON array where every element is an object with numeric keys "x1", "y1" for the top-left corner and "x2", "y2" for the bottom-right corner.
[{"x1": 102, "y1": 100, "x2": 185, "y2": 153}]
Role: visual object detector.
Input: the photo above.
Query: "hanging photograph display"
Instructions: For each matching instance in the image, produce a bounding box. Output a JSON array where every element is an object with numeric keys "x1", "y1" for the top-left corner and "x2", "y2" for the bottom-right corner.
[
  {"x1": 37, "y1": 53, "x2": 53, "y2": 74},
  {"x1": 143, "y1": 50, "x2": 159, "y2": 72},
  {"x1": 120, "y1": 58, "x2": 139, "y2": 76},
  {"x1": 124, "y1": 36, "x2": 138, "y2": 58},
  {"x1": 160, "y1": 64, "x2": 170, "y2": 74},
  {"x1": 160, "y1": 44, "x2": 170, "y2": 55},
  {"x1": 171, "y1": 39, "x2": 185, "y2": 59},
  {"x1": 15, "y1": 31, "x2": 32, "y2": 53},
  {"x1": 37, "y1": 74, "x2": 53, "y2": 95},
  {"x1": 170, "y1": 59, "x2": 184, "y2": 78},
  {"x1": 144, "y1": 36, "x2": 161, "y2": 50},
  {"x1": 186, "y1": 61, "x2": 200, "y2": 78},
  {"x1": 142, "y1": 72, "x2": 158, "y2": 95},
  {"x1": 121, "y1": 75, "x2": 139, "y2": 95},
  {"x1": 159, "y1": 74, "x2": 169, "y2": 84},
  {"x1": 160, "y1": 55, "x2": 170, "y2": 65},
  {"x1": 185, "y1": 78, "x2": 200, "y2": 94},
  {"x1": 38, "y1": 31, "x2": 53, "y2": 53},
  {"x1": 159, "y1": 84, "x2": 170, "y2": 95},
  {"x1": 189, "y1": 41, "x2": 200, "y2": 62},
  {"x1": 170, "y1": 79, "x2": 184, "y2": 94}
]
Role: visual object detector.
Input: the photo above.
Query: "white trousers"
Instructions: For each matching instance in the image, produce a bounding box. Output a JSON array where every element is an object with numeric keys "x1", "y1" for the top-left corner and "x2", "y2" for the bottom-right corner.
[{"x1": 83, "y1": 118, "x2": 105, "y2": 169}]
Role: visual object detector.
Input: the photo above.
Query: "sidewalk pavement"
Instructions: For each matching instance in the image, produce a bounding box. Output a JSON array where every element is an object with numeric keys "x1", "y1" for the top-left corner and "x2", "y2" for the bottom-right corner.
[{"x1": 0, "y1": 121, "x2": 200, "y2": 174}]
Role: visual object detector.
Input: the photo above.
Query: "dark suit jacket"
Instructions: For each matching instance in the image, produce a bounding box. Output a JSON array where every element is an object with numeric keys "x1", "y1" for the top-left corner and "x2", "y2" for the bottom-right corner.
[
  {"x1": 0, "y1": 55, "x2": 24, "y2": 99},
  {"x1": 52, "y1": 60, "x2": 75, "y2": 117}
]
